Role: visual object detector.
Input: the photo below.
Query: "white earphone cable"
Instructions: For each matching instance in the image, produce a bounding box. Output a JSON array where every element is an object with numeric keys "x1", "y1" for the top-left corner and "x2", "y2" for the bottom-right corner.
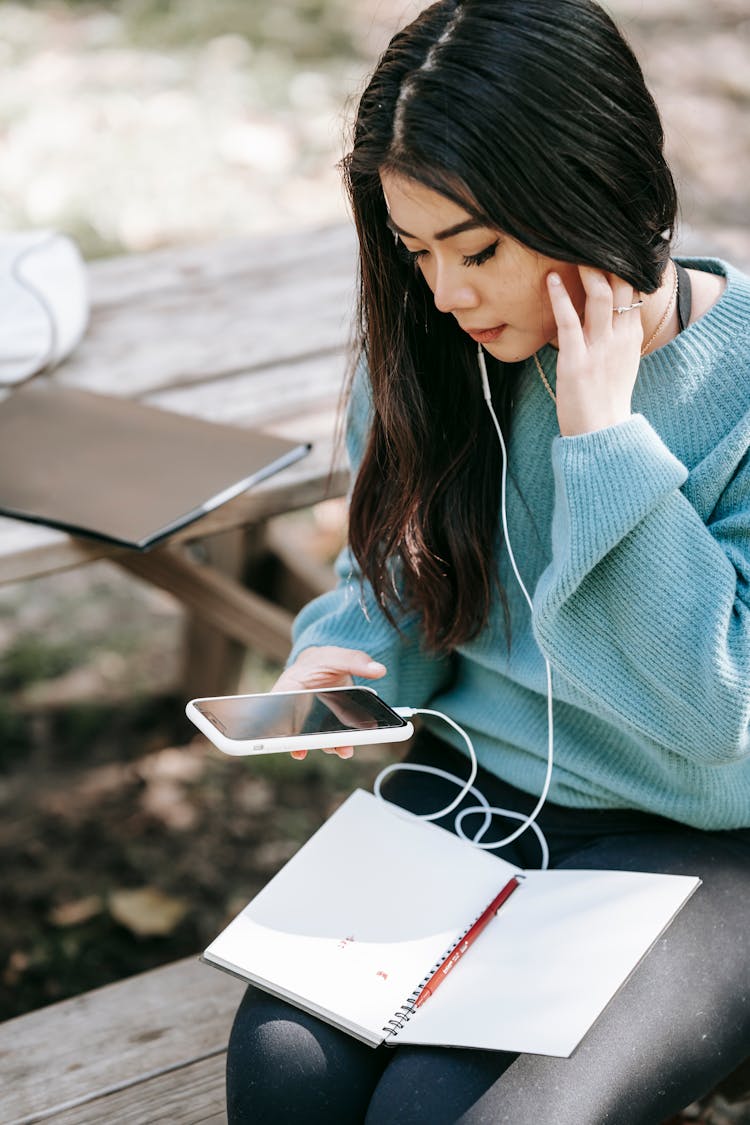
[{"x1": 373, "y1": 344, "x2": 555, "y2": 869}]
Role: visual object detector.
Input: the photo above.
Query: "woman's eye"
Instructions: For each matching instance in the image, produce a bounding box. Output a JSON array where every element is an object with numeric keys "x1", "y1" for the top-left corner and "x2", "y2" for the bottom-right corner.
[
  {"x1": 463, "y1": 240, "x2": 499, "y2": 268},
  {"x1": 395, "y1": 240, "x2": 427, "y2": 267},
  {"x1": 393, "y1": 237, "x2": 499, "y2": 270}
]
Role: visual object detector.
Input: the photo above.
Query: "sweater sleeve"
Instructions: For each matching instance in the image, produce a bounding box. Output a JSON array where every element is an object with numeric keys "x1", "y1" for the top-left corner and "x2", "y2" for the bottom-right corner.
[
  {"x1": 532, "y1": 413, "x2": 750, "y2": 765},
  {"x1": 287, "y1": 359, "x2": 452, "y2": 709}
]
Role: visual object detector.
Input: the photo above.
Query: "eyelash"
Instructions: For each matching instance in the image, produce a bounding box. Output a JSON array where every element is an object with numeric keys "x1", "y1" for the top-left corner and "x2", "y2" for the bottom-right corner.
[
  {"x1": 463, "y1": 241, "x2": 500, "y2": 267},
  {"x1": 395, "y1": 240, "x2": 500, "y2": 269}
]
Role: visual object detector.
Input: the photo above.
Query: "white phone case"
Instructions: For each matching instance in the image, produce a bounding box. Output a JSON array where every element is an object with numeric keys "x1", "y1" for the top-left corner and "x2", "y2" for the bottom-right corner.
[{"x1": 185, "y1": 686, "x2": 414, "y2": 756}]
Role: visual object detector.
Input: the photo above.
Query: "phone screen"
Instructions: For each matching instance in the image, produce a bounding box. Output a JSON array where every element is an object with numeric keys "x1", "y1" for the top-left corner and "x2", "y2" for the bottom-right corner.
[{"x1": 193, "y1": 689, "x2": 407, "y2": 742}]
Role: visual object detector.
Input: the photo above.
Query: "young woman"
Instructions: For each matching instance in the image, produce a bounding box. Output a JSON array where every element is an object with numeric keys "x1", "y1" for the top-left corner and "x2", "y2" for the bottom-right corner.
[{"x1": 226, "y1": 1, "x2": 750, "y2": 1121}]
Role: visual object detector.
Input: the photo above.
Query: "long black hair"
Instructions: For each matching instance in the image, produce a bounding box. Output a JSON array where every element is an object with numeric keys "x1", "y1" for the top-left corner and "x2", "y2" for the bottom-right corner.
[{"x1": 341, "y1": 0, "x2": 678, "y2": 652}]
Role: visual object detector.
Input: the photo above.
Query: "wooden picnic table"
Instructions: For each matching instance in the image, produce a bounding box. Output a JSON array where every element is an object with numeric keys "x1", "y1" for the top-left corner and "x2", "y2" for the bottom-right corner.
[{"x1": 1, "y1": 221, "x2": 358, "y2": 695}]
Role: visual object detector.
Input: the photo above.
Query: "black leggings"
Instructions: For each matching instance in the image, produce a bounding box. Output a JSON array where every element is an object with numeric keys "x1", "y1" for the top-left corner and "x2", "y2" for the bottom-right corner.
[{"x1": 226, "y1": 731, "x2": 750, "y2": 1124}]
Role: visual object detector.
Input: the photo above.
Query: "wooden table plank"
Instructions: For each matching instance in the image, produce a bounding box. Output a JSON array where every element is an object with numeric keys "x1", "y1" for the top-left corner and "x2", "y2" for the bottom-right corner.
[
  {"x1": 55, "y1": 225, "x2": 357, "y2": 398},
  {"x1": 144, "y1": 347, "x2": 350, "y2": 426},
  {"x1": 34, "y1": 1054, "x2": 228, "y2": 1125},
  {"x1": 87, "y1": 223, "x2": 356, "y2": 309},
  {"x1": 0, "y1": 958, "x2": 244, "y2": 1124}
]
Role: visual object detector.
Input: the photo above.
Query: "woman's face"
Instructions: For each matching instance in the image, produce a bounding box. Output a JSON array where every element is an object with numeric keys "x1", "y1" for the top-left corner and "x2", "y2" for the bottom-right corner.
[{"x1": 380, "y1": 171, "x2": 586, "y2": 363}]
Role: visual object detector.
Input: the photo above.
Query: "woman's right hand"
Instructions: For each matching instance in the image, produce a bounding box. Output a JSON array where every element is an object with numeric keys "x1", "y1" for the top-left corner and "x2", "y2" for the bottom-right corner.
[{"x1": 272, "y1": 646, "x2": 386, "y2": 761}]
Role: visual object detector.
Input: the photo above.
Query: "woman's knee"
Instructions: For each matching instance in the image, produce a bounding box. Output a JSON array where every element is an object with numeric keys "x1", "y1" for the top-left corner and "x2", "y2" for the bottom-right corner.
[
  {"x1": 226, "y1": 986, "x2": 387, "y2": 1125},
  {"x1": 364, "y1": 1045, "x2": 517, "y2": 1125}
]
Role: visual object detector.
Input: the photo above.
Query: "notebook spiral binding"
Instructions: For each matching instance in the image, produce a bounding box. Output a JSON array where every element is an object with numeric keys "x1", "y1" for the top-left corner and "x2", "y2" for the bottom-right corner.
[
  {"x1": 383, "y1": 1002, "x2": 417, "y2": 1038},
  {"x1": 380, "y1": 878, "x2": 526, "y2": 1041},
  {"x1": 381, "y1": 948, "x2": 456, "y2": 1040}
]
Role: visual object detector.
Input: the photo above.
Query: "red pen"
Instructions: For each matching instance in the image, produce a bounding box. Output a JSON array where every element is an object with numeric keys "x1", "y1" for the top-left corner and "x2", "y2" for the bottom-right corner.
[{"x1": 413, "y1": 875, "x2": 522, "y2": 1009}]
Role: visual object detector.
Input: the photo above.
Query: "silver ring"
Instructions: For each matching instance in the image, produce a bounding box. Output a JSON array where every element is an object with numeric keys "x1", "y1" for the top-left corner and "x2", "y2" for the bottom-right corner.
[{"x1": 614, "y1": 299, "x2": 644, "y2": 315}]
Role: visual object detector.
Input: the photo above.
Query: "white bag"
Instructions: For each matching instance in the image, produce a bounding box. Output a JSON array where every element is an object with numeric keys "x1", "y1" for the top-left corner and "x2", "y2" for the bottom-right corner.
[{"x1": 0, "y1": 231, "x2": 89, "y2": 385}]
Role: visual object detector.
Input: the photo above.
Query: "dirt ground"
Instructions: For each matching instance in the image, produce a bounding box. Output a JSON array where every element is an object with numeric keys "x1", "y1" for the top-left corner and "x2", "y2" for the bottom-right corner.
[{"x1": 0, "y1": 678, "x2": 400, "y2": 1019}]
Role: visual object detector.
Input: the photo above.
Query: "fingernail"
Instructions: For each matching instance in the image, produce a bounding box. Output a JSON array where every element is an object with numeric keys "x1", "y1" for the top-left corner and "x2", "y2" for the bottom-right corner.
[
  {"x1": 548, "y1": 273, "x2": 561, "y2": 286},
  {"x1": 340, "y1": 748, "x2": 354, "y2": 759},
  {"x1": 365, "y1": 660, "x2": 386, "y2": 674}
]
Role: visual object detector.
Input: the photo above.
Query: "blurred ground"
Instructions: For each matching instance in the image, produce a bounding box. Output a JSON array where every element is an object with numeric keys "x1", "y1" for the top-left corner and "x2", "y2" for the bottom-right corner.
[
  {"x1": 0, "y1": 0, "x2": 748, "y2": 263},
  {"x1": 0, "y1": 3, "x2": 749, "y2": 1116}
]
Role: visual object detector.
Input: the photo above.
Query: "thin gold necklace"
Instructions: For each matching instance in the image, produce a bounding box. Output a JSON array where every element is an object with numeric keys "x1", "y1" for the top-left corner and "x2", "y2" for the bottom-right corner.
[
  {"x1": 533, "y1": 353, "x2": 557, "y2": 403},
  {"x1": 533, "y1": 261, "x2": 679, "y2": 404},
  {"x1": 640, "y1": 260, "x2": 679, "y2": 355}
]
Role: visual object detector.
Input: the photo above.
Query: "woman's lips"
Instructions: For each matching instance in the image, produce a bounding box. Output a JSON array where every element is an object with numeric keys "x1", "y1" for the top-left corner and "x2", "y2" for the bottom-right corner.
[{"x1": 464, "y1": 324, "x2": 506, "y2": 343}]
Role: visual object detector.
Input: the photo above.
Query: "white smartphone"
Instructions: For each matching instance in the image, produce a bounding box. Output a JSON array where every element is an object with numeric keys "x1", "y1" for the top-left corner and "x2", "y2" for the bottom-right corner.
[{"x1": 185, "y1": 685, "x2": 414, "y2": 756}]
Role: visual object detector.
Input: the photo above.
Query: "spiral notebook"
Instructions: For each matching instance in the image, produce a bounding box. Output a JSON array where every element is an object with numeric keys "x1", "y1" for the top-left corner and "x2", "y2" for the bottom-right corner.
[
  {"x1": 202, "y1": 789, "x2": 699, "y2": 1056},
  {"x1": 0, "y1": 382, "x2": 310, "y2": 549}
]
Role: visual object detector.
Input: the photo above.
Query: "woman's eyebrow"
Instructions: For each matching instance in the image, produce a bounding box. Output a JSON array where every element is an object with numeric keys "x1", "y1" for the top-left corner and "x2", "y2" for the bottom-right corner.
[{"x1": 385, "y1": 214, "x2": 485, "y2": 241}]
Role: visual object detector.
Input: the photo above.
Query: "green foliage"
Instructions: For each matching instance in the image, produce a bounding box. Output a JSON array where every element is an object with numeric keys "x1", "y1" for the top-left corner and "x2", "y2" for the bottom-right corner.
[
  {"x1": 0, "y1": 700, "x2": 29, "y2": 770},
  {"x1": 0, "y1": 635, "x2": 85, "y2": 692}
]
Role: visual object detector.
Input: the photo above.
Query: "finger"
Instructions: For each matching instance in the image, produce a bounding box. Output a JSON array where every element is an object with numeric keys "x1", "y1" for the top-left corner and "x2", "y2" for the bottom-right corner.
[
  {"x1": 608, "y1": 272, "x2": 633, "y2": 300},
  {"x1": 273, "y1": 668, "x2": 353, "y2": 693},
  {"x1": 609, "y1": 275, "x2": 644, "y2": 343},
  {"x1": 579, "y1": 265, "x2": 615, "y2": 341},
  {"x1": 609, "y1": 274, "x2": 637, "y2": 313},
  {"x1": 322, "y1": 746, "x2": 354, "y2": 758},
  {"x1": 318, "y1": 648, "x2": 387, "y2": 678},
  {"x1": 274, "y1": 650, "x2": 386, "y2": 693},
  {"x1": 290, "y1": 749, "x2": 308, "y2": 760},
  {"x1": 547, "y1": 272, "x2": 585, "y2": 351}
]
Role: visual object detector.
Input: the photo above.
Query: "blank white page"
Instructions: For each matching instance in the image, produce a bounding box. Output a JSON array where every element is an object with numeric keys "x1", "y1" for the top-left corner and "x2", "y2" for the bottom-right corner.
[
  {"x1": 204, "y1": 789, "x2": 520, "y2": 1044},
  {"x1": 395, "y1": 867, "x2": 699, "y2": 1056}
]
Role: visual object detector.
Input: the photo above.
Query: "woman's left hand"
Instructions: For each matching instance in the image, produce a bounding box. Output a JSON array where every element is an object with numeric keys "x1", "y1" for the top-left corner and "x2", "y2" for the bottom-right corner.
[{"x1": 546, "y1": 265, "x2": 643, "y2": 437}]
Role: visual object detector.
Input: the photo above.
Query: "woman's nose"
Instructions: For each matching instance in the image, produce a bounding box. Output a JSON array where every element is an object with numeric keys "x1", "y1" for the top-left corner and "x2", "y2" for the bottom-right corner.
[{"x1": 431, "y1": 264, "x2": 480, "y2": 315}]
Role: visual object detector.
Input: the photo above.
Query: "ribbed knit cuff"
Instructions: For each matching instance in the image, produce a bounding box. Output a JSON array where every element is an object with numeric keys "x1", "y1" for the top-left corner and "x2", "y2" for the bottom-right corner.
[{"x1": 543, "y1": 414, "x2": 688, "y2": 599}]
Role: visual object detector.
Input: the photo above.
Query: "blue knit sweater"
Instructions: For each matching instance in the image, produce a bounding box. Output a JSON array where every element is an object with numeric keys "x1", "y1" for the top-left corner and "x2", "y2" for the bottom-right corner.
[{"x1": 289, "y1": 258, "x2": 750, "y2": 830}]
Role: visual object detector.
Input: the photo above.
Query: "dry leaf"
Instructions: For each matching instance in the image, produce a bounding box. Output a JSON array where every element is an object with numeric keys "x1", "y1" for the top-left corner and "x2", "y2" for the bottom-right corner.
[
  {"x1": 138, "y1": 745, "x2": 206, "y2": 784},
  {"x1": 108, "y1": 887, "x2": 188, "y2": 937},
  {"x1": 3, "y1": 950, "x2": 30, "y2": 986},
  {"x1": 235, "y1": 776, "x2": 274, "y2": 815},
  {"x1": 139, "y1": 779, "x2": 198, "y2": 830},
  {"x1": 253, "y1": 840, "x2": 298, "y2": 872},
  {"x1": 48, "y1": 895, "x2": 103, "y2": 927}
]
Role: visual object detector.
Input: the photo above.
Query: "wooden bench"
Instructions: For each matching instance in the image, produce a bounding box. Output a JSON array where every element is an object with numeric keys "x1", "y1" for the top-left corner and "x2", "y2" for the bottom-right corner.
[
  {"x1": 1, "y1": 953, "x2": 747, "y2": 1123},
  {"x1": 0, "y1": 221, "x2": 358, "y2": 696},
  {"x1": 0, "y1": 956, "x2": 244, "y2": 1123}
]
